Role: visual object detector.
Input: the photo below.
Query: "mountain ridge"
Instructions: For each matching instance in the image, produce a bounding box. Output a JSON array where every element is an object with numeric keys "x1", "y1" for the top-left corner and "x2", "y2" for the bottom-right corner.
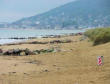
[{"x1": 2, "y1": 0, "x2": 110, "y2": 29}]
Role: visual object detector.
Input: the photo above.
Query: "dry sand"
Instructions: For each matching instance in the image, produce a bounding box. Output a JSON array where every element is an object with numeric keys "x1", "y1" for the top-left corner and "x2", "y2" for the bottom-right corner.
[{"x1": 0, "y1": 35, "x2": 110, "y2": 84}]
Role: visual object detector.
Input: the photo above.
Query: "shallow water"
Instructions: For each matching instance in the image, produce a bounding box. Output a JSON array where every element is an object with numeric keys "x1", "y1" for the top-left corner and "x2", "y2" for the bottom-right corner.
[{"x1": 0, "y1": 29, "x2": 86, "y2": 44}]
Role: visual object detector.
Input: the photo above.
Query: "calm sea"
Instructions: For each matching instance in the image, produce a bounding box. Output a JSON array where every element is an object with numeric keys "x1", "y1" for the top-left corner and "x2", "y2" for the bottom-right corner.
[{"x1": 0, "y1": 29, "x2": 86, "y2": 44}]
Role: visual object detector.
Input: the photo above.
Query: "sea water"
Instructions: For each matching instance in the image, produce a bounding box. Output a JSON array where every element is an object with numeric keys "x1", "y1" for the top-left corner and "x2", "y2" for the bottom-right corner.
[{"x1": 0, "y1": 29, "x2": 86, "y2": 44}]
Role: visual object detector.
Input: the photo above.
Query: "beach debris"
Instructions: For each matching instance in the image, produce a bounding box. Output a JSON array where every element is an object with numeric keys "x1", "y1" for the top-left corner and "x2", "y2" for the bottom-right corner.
[
  {"x1": 24, "y1": 73, "x2": 27, "y2": 74},
  {"x1": 50, "y1": 39, "x2": 72, "y2": 44},
  {"x1": 54, "y1": 46, "x2": 61, "y2": 52},
  {"x1": 25, "y1": 60, "x2": 41, "y2": 65},
  {"x1": 50, "y1": 40, "x2": 63, "y2": 44},
  {"x1": 1, "y1": 48, "x2": 55, "y2": 56},
  {"x1": 20, "y1": 51, "x2": 26, "y2": 56},
  {"x1": 53, "y1": 64, "x2": 57, "y2": 66},
  {"x1": 79, "y1": 36, "x2": 87, "y2": 41},
  {"x1": 28, "y1": 37, "x2": 37, "y2": 39},
  {"x1": 75, "y1": 32, "x2": 83, "y2": 36},
  {"x1": 42, "y1": 69, "x2": 49, "y2": 72},
  {"x1": 24, "y1": 48, "x2": 34, "y2": 55},
  {"x1": 42, "y1": 35, "x2": 61, "y2": 38},
  {"x1": 3, "y1": 49, "x2": 14, "y2": 55},
  {"x1": 29, "y1": 41, "x2": 48, "y2": 44},
  {"x1": 44, "y1": 69, "x2": 49, "y2": 72},
  {"x1": 12, "y1": 72, "x2": 16, "y2": 74},
  {"x1": 14, "y1": 64, "x2": 18, "y2": 66},
  {"x1": 33, "y1": 50, "x2": 40, "y2": 54},
  {"x1": 34, "y1": 48, "x2": 55, "y2": 54},
  {"x1": 3, "y1": 48, "x2": 35, "y2": 56},
  {"x1": 9, "y1": 72, "x2": 16, "y2": 75}
]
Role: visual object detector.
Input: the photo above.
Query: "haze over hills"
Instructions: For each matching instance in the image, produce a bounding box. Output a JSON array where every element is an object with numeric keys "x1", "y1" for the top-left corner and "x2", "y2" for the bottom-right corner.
[{"x1": 1, "y1": 0, "x2": 110, "y2": 29}]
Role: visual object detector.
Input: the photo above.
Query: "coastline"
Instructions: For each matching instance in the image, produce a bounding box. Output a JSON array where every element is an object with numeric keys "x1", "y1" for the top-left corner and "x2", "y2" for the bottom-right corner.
[{"x1": 0, "y1": 31, "x2": 84, "y2": 45}]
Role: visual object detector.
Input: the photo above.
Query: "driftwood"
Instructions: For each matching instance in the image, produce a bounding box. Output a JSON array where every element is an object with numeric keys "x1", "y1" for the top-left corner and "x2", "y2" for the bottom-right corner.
[
  {"x1": 42, "y1": 35, "x2": 61, "y2": 38},
  {"x1": 29, "y1": 41, "x2": 48, "y2": 44},
  {"x1": 50, "y1": 39, "x2": 72, "y2": 44}
]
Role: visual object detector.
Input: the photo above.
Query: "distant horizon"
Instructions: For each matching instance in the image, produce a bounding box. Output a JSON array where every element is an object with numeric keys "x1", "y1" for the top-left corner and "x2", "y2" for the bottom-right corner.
[{"x1": 0, "y1": 0, "x2": 75, "y2": 23}]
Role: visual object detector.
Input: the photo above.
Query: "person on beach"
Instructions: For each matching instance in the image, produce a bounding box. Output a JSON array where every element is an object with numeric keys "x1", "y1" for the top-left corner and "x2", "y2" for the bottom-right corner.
[{"x1": 98, "y1": 56, "x2": 103, "y2": 65}]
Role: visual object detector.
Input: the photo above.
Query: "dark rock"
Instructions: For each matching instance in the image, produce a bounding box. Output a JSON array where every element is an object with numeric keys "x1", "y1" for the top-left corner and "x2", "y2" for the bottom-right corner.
[
  {"x1": 44, "y1": 69, "x2": 49, "y2": 72},
  {"x1": 29, "y1": 41, "x2": 48, "y2": 44},
  {"x1": 12, "y1": 72, "x2": 16, "y2": 74}
]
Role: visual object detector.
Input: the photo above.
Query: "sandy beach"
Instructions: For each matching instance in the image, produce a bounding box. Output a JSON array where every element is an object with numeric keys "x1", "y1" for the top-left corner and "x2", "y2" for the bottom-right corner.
[{"x1": 0, "y1": 35, "x2": 110, "y2": 84}]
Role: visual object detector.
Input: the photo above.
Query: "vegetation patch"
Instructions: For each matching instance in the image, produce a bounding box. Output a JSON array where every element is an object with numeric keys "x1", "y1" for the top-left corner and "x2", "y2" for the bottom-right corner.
[
  {"x1": 84, "y1": 27, "x2": 110, "y2": 45},
  {"x1": 0, "y1": 48, "x2": 55, "y2": 56}
]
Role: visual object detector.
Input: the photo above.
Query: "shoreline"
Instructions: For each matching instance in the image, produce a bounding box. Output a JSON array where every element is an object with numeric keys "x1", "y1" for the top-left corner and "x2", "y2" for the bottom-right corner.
[
  {"x1": 0, "y1": 32, "x2": 83, "y2": 45},
  {"x1": 0, "y1": 34, "x2": 82, "y2": 56}
]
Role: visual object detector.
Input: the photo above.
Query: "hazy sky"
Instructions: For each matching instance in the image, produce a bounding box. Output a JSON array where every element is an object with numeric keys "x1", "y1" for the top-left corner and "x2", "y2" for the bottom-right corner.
[{"x1": 0, "y1": 0, "x2": 75, "y2": 23}]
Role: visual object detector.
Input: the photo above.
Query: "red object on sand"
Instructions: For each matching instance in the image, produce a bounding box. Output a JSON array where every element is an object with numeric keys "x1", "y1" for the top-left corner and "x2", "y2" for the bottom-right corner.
[{"x1": 98, "y1": 56, "x2": 103, "y2": 65}]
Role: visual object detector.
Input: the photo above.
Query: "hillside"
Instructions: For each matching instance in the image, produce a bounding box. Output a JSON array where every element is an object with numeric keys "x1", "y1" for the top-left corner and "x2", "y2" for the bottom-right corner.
[{"x1": 6, "y1": 0, "x2": 110, "y2": 29}]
